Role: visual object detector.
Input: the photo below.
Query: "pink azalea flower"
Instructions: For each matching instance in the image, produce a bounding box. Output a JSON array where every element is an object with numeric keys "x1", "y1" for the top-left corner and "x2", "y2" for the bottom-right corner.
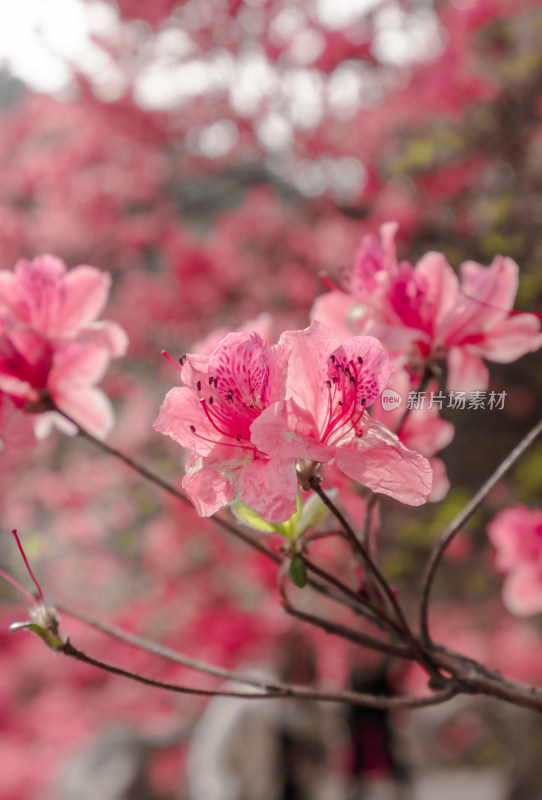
[
  {"x1": 487, "y1": 506, "x2": 542, "y2": 617},
  {"x1": 0, "y1": 255, "x2": 128, "y2": 438},
  {"x1": 370, "y1": 371, "x2": 454, "y2": 502},
  {"x1": 154, "y1": 331, "x2": 297, "y2": 522},
  {"x1": 250, "y1": 321, "x2": 433, "y2": 506},
  {"x1": 312, "y1": 223, "x2": 542, "y2": 391},
  {"x1": 0, "y1": 255, "x2": 127, "y2": 354}
]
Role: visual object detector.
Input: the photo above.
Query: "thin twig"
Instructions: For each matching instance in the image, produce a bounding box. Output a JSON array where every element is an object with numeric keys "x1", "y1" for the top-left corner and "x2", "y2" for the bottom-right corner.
[
  {"x1": 59, "y1": 601, "x2": 542, "y2": 712},
  {"x1": 420, "y1": 417, "x2": 542, "y2": 641},
  {"x1": 59, "y1": 635, "x2": 455, "y2": 709},
  {"x1": 60, "y1": 639, "x2": 286, "y2": 700},
  {"x1": 309, "y1": 479, "x2": 444, "y2": 683},
  {"x1": 280, "y1": 589, "x2": 411, "y2": 660},
  {"x1": 301, "y1": 554, "x2": 402, "y2": 635},
  {"x1": 360, "y1": 493, "x2": 383, "y2": 607},
  {"x1": 56, "y1": 408, "x2": 281, "y2": 562},
  {"x1": 395, "y1": 366, "x2": 438, "y2": 434},
  {"x1": 362, "y1": 493, "x2": 379, "y2": 553},
  {"x1": 57, "y1": 602, "x2": 291, "y2": 692}
]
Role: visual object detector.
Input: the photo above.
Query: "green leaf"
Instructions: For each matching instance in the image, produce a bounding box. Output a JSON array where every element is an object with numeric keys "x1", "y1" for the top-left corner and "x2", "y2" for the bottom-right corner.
[
  {"x1": 230, "y1": 501, "x2": 284, "y2": 534},
  {"x1": 280, "y1": 493, "x2": 303, "y2": 540},
  {"x1": 231, "y1": 495, "x2": 305, "y2": 540},
  {"x1": 231, "y1": 492, "x2": 333, "y2": 541},
  {"x1": 288, "y1": 557, "x2": 307, "y2": 588},
  {"x1": 296, "y1": 491, "x2": 333, "y2": 536}
]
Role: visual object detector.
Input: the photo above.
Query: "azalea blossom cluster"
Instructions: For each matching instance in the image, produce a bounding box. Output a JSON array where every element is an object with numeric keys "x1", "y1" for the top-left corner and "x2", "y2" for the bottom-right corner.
[
  {"x1": 153, "y1": 223, "x2": 542, "y2": 618},
  {"x1": 3, "y1": 2, "x2": 542, "y2": 795},
  {"x1": 312, "y1": 223, "x2": 542, "y2": 391},
  {"x1": 154, "y1": 321, "x2": 433, "y2": 522},
  {"x1": 0, "y1": 255, "x2": 127, "y2": 439}
]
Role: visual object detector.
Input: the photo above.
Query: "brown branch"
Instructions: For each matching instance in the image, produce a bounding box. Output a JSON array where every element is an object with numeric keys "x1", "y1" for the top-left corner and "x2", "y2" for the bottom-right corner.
[
  {"x1": 301, "y1": 554, "x2": 403, "y2": 635},
  {"x1": 60, "y1": 639, "x2": 286, "y2": 700},
  {"x1": 395, "y1": 366, "x2": 437, "y2": 435},
  {"x1": 59, "y1": 634, "x2": 455, "y2": 709},
  {"x1": 57, "y1": 602, "x2": 290, "y2": 692},
  {"x1": 362, "y1": 493, "x2": 379, "y2": 553},
  {"x1": 280, "y1": 590, "x2": 411, "y2": 660},
  {"x1": 47, "y1": 608, "x2": 457, "y2": 709},
  {"x1": 420, "y1": 417, "x2": 542, "y2": 641},
  {"x1": 55, "y1": 408, "x2": 281, "y2": 565},
  {"x1": 430, "y1": 644, "x2": 542, "y2": 714},
  {"x1": 309, "y1": 479, "x2": 445, "y2": 684},
  {"x1": 56, "y1": 574, "x2": 542, "y2": 713}
]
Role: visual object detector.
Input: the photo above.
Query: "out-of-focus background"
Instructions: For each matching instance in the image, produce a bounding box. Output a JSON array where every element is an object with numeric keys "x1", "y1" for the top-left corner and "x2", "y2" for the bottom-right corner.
[{"x1": 1, "y1": 1, "x2": 542, "y2": 798}]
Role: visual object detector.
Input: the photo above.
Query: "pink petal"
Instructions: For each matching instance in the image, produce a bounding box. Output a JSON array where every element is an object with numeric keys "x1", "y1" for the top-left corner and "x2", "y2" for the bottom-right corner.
[
  {"x1": 250, "y1": 398, "x2": 332, "y2": 463},
  {"x1": 310, "y1": 291, "x2": 358, "y2": 343},
  {"x1": 0, "y1": 270, "x2": 26, "y2": 323},
  {"x1": 469, "y1": 313, "x2": 542, "y2": 362},
  {"x1": 13, "y1": 256, "x2": 66, "y2": 334},
  {"x1": 487, "y1": 506, "x2": 542, "y2": 570},
  {"x1": 34, "y1": 411, "x2": 77, "y2": 439},
  {"x1": 208, "y1": 331, "x2": 270, "y2": 406},
  {"x1": 182, "y1": 457, "x2": 235, "y2": 517},
  {"x1": 59, "y1": 265, "x2": 112, "y2": 337},
  {"x1": 426, "y1": 457, "x2": 450, "y2": 502},
  {"x1": 0, "y1": 373, "x2": 35, "y2": 401},
  {"x1": 335, "y1": 423, "x2": 433, "y2": 506},
  {"x1": 277, "y1": 321, "x2": 340, "y2": 430},
  {"x1": 154, "y1": 387, "x2": 232, "y2": 457},
  {"x1": 415, "y1": 251, "x2": 460, "y2": 331},
  {"x1": 50, "y1": 342, "x2": 110, "y2": 387},
  {"x1": 350, "y1": 221, "x2": 398, "y2": 297},
  {"x1": 333, "y1": 335, "x2": 394, "y2": 408},
  {"x1": 0, "y1": 328, "x2": 54, "y2": 390},
  {"x1": 78, "y1": 321, "x2": 129, "y2": 357},
  {"x1": 53, "y1": 386, "x2": 115, "y2": 439},
  {"x1": 503, "y1": 567, "x2": 542, "y2": 617},
  {"x1": 441, "y1": 256, "x2": 518, "y2": 346},
  {"x1": 401, "y1": 407, "x2": 455, "y2": 457},
  {"x1": 238, "y1": 457, "x2": 298, "y2": 522},
  {"x1": 446, "y1": 346, "x2": 489, "y2": 392},
  {"x1": 459, "y1": 255, "x2": 518, "y2": 317},
  {"x1": 180, "y1": 353, "x2": 211, "y2": 389}
]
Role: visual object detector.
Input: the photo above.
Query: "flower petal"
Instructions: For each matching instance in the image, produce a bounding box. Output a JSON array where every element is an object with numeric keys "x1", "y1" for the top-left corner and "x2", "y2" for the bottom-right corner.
[
  {"x1": 469, "y1": 313, "x2": 542, "y2": 363},
  {"x1": 446, "y1": 346, "x2": 489, "y2": 392},
  {"x1": 154, "y1": 387, "x2": 232, "y2": 457},
  {"x1": 183, "y1": 457, "x2": 236, "y2": 517},
  {"x1": 336, "y1": 422, "x2": 433, "y2": 506},
  {"x1": 331, "y1": 335, "x2": 394, "y2": 409},
  {"x1": 52, "y1": 386, "x2": 114, "y2": 439},
  {"x1": 60, "y1": 265, "x2": 112, "y2": 336},
  {"x1": 251, "y1": 398, "x2": 332, "y2": 463},
  {"x1": 238, "y1": 458, "x2": 298, "y2": 523},
  {"x1": 503, "y1": 568, "x2": 542, "y2": 617},
  {"x1": 278, "y1": 321, "x2": 340, "y2": 430}
]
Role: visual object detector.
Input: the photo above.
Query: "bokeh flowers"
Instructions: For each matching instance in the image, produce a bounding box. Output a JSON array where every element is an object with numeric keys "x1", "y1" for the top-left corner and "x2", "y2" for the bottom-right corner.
[
  {"x1": 0, "y1": 255, "x2": 127, "y2": 438},
  {"x1": 312, "y1": 222, "x2": 542, "y2": 391},
  {"x1": 487, "y1": 506, "x2": 542, "y2": 617}
]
